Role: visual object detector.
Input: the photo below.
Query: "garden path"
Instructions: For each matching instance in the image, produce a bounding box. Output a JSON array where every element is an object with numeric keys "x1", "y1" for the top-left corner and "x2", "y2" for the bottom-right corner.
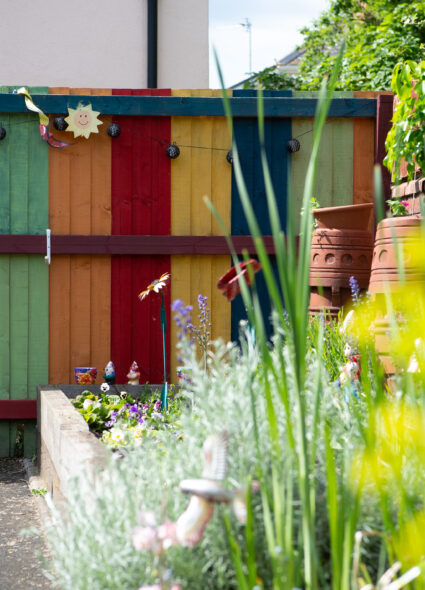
[{"x1": 0, "y1": 459, "x2": 51, "y2": 589}]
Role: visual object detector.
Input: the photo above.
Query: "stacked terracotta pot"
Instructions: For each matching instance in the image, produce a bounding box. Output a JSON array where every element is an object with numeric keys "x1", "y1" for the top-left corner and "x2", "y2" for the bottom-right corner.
[
  {"x1": 309, "y1": 203, "x2": 374, "y2": 318},
  {"x1": 368, "y1": 215, "x2": 423, "y2": 374}
]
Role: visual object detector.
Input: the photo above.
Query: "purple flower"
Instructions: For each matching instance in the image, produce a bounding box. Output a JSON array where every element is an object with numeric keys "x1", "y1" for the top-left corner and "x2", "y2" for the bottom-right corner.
[
  {"x1": 349, "y1": 276, "x2": 361, "y2": 303},
  {"x1": 105, "y1": 411, "x2": 118, "y2": 427},
  {"x1": 172, "y1": 299, "x2": 194, "y2": 341},
  {"x1": 154, "y1": 400, "x2": 162, "y2": 411}
]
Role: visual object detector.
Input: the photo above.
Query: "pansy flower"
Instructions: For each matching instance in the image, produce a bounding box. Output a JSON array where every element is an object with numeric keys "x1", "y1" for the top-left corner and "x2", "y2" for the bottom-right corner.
[
  {"x1": 217, "y1": 259, "x2": 262, "y2": 302},
  {"x1": 139, "y1": 273, "x2": 170, "y2": 301}
]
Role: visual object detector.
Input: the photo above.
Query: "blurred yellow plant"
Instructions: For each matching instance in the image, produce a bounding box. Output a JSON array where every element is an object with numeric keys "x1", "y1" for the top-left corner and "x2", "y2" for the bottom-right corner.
[
  {"x1": 352, "y1": 402, "x2": 425, "y2": 489},
  {"x1": 343, "y1": 283, "x2": 425, "y2": 372},
  {"x1": 394, "y1": 510, "x2": 425, "y2": 572}
]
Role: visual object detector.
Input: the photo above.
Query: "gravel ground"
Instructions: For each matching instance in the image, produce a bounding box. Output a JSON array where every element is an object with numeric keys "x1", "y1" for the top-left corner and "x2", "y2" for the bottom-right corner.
[{"x1": 0, "y1": 459, "x2": 52, "y2": 589}]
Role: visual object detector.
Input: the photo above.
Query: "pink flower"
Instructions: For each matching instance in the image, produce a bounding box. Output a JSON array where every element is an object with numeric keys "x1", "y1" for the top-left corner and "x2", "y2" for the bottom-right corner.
[
  {"x1": 133, "y1": 526, "x2": 158, "y2": 551},
  {"x1": 157, "y1": 520, "x2": 178, "y2": 550}
]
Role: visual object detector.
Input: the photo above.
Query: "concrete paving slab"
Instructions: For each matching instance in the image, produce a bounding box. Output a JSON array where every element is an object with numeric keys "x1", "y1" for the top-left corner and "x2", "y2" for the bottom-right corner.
[{"x1": 0, "y1": 459, "x2": 51, "y2": 589}]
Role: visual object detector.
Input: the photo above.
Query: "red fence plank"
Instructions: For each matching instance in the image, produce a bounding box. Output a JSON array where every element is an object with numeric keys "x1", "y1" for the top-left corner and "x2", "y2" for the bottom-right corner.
[
  {"x1": 0, "y1": 400, "x2": 37, "y2": 420},
  {"x1": 111, "y1": 89, "x2": 171, "y2": 384},
  {"x1": 375, "y1": 94, "x2": 394, "y2": 205}
]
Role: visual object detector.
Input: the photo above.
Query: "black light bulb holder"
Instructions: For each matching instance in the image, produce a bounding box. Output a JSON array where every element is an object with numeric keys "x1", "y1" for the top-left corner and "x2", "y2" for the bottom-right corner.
[
  {"x1": 166, "y1": 144, "x2": 180, "y2": 159},
  {"x1": 287, "y1": 138, "x2": 301, "y2": 153},
  {"x1": 107, "y1": 123, "x2": 121, "y2": 138},
  {"x1": 0, "y1": 126, "x2": 6, "y2": 140},
  {"x1": 53, "y1": 116, "x2": 68, "y2": 131}
]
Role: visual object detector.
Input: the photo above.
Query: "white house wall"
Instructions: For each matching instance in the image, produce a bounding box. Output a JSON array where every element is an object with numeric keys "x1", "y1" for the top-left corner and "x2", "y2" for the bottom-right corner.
[{"x1": 0, "y1": 0, "x2": 208, "y2": 89}]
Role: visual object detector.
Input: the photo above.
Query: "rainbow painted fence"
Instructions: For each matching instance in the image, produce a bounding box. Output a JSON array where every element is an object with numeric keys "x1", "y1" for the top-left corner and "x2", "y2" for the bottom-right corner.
[{"x1": 0, "y1": 88, "x2": 393, "y2": 456}]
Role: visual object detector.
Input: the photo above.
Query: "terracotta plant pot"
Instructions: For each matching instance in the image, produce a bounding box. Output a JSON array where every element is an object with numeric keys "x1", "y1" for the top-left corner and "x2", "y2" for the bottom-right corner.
[
  {"x1": 369, "y1": 215, "x2": 423, "y2": 374},
  {"x1": 313, "y1": 202, "x2": 374, "y2": 231},
  {"x1": 368, "y1": 215, "x2": 423, "y2": 293},
  {"x1": 309, "y1": 203, "x2": 374, "y2": 317}
]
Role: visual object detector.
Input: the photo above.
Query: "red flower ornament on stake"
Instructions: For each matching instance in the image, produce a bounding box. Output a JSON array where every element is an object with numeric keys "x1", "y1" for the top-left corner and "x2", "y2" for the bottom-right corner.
[{"x1": 217, "y1": 259, "x2": 262, "y2": 302}]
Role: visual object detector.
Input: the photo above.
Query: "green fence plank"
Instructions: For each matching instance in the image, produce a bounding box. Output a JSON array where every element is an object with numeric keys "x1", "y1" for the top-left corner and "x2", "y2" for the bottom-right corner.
[
  {"x1": 28, "y1": 88, "x2": 49, "y2": 235},
  {"x1": 0, "y1": 109, "x2": 10, "y2": 234},
  {"x1": 0, "y1": 255, "x2": 10, "y2": 457},
  {"x1": 0, "y1": 87, "x2": 49, "y2": 456},
  {"x1": 0, "y1": 256, "x2": 10, "y2": 398},
  {"x1": 28, "y1": 257, "x2": 48, "y2": 398},
  {"x1": 10, "y1": 255, "x2": 29, "y2": 397},
  {"x1": 23, "y1": 422, "x2": 37, "y2": 458},
  {"x1": 10, "y1": 115, "x2": 30, "y2": 234},
  {"x1": 290, "y1": 91, "x2": 354, "y2": 234}
]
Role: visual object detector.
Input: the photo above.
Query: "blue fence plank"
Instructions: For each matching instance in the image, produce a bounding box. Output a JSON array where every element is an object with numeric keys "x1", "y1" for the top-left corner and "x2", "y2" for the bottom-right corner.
[
  {"x1": 0, "y1": 94, "x2": 377, "y2": 118},
  {"x1": 230, "y1": 90, "x2": 291, "y2": 341}
]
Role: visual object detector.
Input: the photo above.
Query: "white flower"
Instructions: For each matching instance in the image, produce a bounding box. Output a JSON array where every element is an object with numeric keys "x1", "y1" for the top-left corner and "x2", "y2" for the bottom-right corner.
[
  {"x1": 340, "y1": 309, "x2": 355, "y2": 335},
  {"x1": 110, "y1": 429, "x2": 124, "y2": 442},
  {"x1": 138, "y1": 272, "x2": 170, "y2": 301},
  {"x1": 83, "y1": 398, "x2": 100, "y2": 411},
  {"x1": 100, "y1": 382, "x2": 110, "y2": 393}
]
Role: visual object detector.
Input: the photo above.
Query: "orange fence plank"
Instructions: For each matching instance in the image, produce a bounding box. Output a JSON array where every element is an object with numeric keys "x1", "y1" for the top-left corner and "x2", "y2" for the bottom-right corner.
[{"x1": 49, "y1": 88, "x2": 111, "y2": 384}]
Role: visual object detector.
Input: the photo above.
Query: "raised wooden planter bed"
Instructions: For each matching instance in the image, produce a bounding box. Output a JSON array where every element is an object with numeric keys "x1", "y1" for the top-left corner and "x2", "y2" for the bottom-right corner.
[{"x1": 37, "y1": 385, "x2": 158, "y2": 507}]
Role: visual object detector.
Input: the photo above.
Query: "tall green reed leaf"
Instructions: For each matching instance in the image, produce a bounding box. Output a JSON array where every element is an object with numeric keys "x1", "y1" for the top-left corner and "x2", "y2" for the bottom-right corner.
[{"x1": 211, "y1": 43, "x2": 346, "y2": 590}]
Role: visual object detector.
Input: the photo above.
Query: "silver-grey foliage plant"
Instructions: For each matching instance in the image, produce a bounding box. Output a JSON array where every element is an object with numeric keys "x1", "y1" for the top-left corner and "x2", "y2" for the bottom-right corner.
[{"x1": 43, "y1": 46, "x2": 382, "y2": 590}]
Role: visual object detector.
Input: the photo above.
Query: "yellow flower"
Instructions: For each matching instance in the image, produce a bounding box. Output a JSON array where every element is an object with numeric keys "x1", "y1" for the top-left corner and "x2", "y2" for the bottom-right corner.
[{"x1": 138, "y1": 273, "x2": 170, "y2": 301}]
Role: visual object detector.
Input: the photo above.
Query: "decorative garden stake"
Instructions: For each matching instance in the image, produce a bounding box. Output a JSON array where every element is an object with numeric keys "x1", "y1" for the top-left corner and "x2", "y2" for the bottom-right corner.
[
  {"x1": 132, "y1": 430, "x2": 246, "y2": 558},
  {"x1": 16, "y1": 87, "x2": 70, "y2": 148},
  {"x1": 176, "y1": 430, "x2": 247, "y2": 546},
  {"x1": 139, "y1": 272, "x2": 170, "y2": 409},
  {"x1": 65, "y1": 103, "x2": 102, "y2": 139},
  {"x1": 103, "y1": 361, "x2": 116, "y2": 385},
  {"x1": 127, "y1": 361, "x2": 141, "y2": 384},
  {"x1": 217, "y1": 259, "x2": 262, "y2": 302}
]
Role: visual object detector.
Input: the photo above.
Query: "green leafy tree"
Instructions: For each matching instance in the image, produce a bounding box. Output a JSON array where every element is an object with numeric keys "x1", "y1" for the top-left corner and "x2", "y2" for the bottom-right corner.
[{"x1": 246, "y1": 0, "x2": 425, "y2": 91}]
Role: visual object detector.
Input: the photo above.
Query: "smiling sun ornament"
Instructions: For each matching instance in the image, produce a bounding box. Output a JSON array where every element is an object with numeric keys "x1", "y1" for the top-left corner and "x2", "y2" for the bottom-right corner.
[{"x1": 65, "y1": 103, "x2": 102, "y2": 139}]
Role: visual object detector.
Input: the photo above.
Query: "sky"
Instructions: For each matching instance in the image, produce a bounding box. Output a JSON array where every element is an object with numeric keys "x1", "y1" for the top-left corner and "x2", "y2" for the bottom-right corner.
[{"x1": 209, "y1": 0, "x2": 330, "y2": 88}]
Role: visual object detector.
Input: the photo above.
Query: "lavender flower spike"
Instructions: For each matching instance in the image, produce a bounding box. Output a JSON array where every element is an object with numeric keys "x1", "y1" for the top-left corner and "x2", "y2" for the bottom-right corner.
[{"x1": 349, "y1": 276, "x2": 361, "y2": 303}]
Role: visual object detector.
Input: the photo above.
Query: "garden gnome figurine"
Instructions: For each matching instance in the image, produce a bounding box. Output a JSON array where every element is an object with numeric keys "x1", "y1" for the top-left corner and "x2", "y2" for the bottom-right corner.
[
  {"x1": 103, "y1": 361, "x2": 116, "y2": 385},
  {"x1": 127, "y1": 361, "x2": 140, "y2": 385}
]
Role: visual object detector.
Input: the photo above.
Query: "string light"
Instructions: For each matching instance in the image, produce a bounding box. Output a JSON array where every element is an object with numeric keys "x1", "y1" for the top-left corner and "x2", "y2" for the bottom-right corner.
[{"x1": 0, "y1": 99, "x2": 376, "y2": 155}]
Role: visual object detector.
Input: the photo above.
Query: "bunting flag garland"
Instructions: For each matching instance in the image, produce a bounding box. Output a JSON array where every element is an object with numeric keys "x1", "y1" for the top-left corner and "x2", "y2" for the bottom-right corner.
[{"x1": 16, "y1": 87, "x2": 70, "y2": 148}]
